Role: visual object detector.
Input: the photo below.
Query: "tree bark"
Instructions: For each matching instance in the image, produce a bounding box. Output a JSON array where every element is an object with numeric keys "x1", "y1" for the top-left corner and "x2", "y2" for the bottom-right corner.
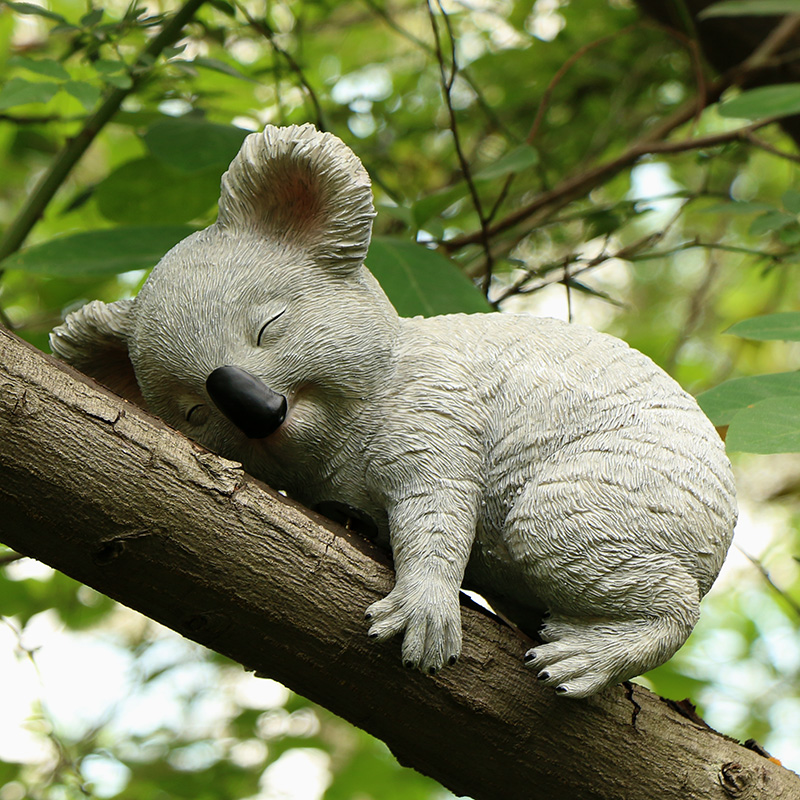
[{"x1": 1, "y1": 326, "x2": 798, "y2": 800}]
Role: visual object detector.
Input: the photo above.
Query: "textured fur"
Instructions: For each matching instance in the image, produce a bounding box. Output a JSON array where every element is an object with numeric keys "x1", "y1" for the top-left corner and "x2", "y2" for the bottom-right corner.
[{"x1": 51, "y1": 123, "x2": 737, "y2": 696}]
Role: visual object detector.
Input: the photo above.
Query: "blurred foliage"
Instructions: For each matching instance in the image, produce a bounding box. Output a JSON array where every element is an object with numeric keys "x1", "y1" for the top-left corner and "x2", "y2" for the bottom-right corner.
[{"x1": 1, "y1": 0, "x2": 800, "y2": 796}]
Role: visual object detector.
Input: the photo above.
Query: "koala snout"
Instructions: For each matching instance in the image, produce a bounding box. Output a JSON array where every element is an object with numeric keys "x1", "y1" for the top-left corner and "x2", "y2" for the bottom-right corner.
[{"x1": 205, "y1": 365, "x2": 287, "y2": 439}]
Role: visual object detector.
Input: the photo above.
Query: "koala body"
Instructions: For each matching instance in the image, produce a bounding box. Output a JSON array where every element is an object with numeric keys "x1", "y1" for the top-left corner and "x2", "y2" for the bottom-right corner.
[{"x1": 51, "y1": 124, "x2": 737, "y2": 697}]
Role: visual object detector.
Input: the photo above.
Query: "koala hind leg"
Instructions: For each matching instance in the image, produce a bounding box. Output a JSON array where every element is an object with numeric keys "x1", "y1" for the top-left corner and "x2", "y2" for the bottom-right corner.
[
  {"x1": 523, "y1": 566, "x2": 700, "y2": 697},
  {"x1": 504, "y1": 466, "x2": 712, "y2": 696}
]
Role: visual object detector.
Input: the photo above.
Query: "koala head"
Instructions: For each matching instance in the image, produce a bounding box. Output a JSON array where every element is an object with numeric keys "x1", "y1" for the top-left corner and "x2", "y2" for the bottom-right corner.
[{"x1": 51, "y1": 124, "x2": 400, "y2": 479}]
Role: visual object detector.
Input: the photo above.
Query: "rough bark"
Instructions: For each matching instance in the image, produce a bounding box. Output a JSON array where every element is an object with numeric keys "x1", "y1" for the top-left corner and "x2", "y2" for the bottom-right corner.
[{"x1": 1, "y1": 326, "x2": 798, "y2": 800}]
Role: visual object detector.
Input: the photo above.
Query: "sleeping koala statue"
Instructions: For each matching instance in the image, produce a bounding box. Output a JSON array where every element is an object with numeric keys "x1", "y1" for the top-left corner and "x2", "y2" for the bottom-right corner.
[{"x1": 51, "y1": 123, "x2": 737, "y2": 697}]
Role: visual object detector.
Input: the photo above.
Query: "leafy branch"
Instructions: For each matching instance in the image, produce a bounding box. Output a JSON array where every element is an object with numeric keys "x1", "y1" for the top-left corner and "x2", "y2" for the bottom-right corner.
[
  {"x1": 0, "y1": 0, "x2": 209, "y2": 272},
  {"x1": 492, "y1": 197, "x2": 691, "y2": 307},
  {"x1": 443, "y1": 13, "x2": 800, "y2": 255}
]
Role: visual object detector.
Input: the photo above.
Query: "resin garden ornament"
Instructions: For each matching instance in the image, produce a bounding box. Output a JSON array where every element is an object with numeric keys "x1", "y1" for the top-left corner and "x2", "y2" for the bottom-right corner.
[{"x1": 51, "y1": 123, "x2": 737, "y2": 698}]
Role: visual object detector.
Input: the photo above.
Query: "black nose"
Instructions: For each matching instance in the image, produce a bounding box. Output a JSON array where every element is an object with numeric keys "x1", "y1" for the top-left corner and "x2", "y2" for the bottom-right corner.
[{"x1": 206, "y1": 366, "x2": 287, "y2": 439}]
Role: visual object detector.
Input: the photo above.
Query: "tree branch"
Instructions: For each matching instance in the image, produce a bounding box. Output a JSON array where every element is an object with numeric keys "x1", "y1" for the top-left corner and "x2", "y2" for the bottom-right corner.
[
  {"x1": 427, "y1": 0, "x2": 495, "y2": 296},
  {"x1": 443, "y1": 116, "x2": 778, "y2": 254},
  {"x1": 1, "y1": 327, "x2": 799, "y2": 800},
  {"x1": 443, "y1": 14, "x2": 800, "y2": 255}
]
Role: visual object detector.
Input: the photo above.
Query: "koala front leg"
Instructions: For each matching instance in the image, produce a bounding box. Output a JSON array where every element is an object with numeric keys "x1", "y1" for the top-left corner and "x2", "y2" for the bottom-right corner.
[{"x1": 366, "y1": 481, "x2": 479, "y2": 675}]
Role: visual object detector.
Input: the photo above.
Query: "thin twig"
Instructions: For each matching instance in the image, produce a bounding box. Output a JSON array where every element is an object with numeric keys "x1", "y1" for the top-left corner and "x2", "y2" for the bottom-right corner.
[
  {"x1": 664, "y1": 249, "x2": 722, "y2": 372},
  {"x1": 494, "y1": 198, "x2": 691, "y2": 307},
  {"x1": 236, "y1": 2, "x2": 325, "y2": 130},
  {"x1": 446, "y1": 14, "x2": 800, "y2": 255},
  {"x1": 0, "y1": 0, "x2": 208, "y2": 271},
  {"x1": 0, "y1": 615, "x2": 92, "y2": 794},
  {"x1": 487, "y1": 23, "x2": 643, "y2": 229},
  {"x1": 737, "y1": 545, "x2": 800, "y2": 619},
  {"x1": 629, "y1": 240, "x2": 782, "y2": 263},
  {"x1": 563, "y1": 259, "x2": 573, "y2": 323},
  {"x1": 363, "y1": 0, "x2": 511, "y2": 138},
  {"x1": 0, "y1": 551, "x2": 24, "y2": 567},
  {"x1": 527, "y1": 23, "x2": 643, "y2": 149},
  {"x1": 427, "y1": 0, "x2": 494, "y2": 296},
  {"x1": 445, "y1": 117, "x2": 778, "y2": 254},
  {"x1": 735, "y1": 13, "x2": 800, "y2": 78},
  {"x1": 745, "y1": 132, "x2": 800, "y2": 165}
]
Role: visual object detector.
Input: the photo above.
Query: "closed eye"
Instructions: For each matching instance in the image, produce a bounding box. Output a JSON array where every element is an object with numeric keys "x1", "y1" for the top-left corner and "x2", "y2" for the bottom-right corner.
[
  {"x1": 186, "y1": 404, "x2": 206, "y2": 424},
  {"x1": 257, "y1": 308, "x2": 286, "y2": 346}
]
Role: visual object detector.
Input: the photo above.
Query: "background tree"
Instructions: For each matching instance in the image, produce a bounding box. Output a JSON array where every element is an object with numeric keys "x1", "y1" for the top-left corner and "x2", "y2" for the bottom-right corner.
[{"x1": 1, "y1": 0, "x2": 799, "y2": 797}]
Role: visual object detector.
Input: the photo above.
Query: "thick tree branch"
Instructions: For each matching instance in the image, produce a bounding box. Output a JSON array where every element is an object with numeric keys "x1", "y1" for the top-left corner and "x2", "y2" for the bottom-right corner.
[{"x1": 1, "y1": 327, "x2": 799, "y2": 800}]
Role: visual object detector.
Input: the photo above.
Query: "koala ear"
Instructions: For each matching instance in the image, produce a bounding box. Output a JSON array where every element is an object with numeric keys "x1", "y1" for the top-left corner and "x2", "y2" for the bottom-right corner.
[
  {"x1": 50, "y1": 299, "x2": 145, "y2": 407},
  {"x1": 216, "y1": 123, "x2": 376, "y2": 275}
]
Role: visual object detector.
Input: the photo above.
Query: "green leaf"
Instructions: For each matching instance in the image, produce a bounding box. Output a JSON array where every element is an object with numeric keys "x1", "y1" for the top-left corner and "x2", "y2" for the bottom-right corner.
[
  {"x1": 80, "y1": 8, "x2": 104, "y2": 26},
  {"x1": 411, "y1": 146, "x2": 538, "y2": 229},
  {"x1": 95, "y1": 157, "x2": 221, "y2": 225},
  {"x1": 726, "y1": 312, "x2": 800, "y2": 341},
  {"x1": 0, "y1": 225, "x2": 197, "y2": 276},
  {"x1": 698, "y1": 200, "x2": 775, "y2": 214},
  {"x1": 49, "y1": 22, "x2": 79, "y2": 34},
  {"x1": 718, "y1": 84, "x2": 800, "y2": 120},
  {"x1": 700, "y1": 0, "x2": 800, "y2": 18},
  {"x1": 63, "y1": 79, "x2": 101, "y2": 110},
  {"x1": 4, "y1": 1, "x2": 66, "y2": 22},
  {"x1": 192, "y1": 56, "x2": 256, "y2": 82},
  {"x1": 208, "y1": 0, "x2": 237, "y2": 15},
  {"x1": 697, "y1": 371, "x2": 800, "y2": 425},
  {"x1": 778, "y1": 225, "x2": 800, "y2": 245},
  {"x1": 101, "y1": 72, "x2": 133, "y2": 89},
  {"x1": 783, "y1": 189, "x2": 800, "y2": 214},
  {"x1": 366, "y1": 237, "x2": 492, "y2": 317},
  {"x1": 144, "y1": 117, "x2": 250, "y2": 173},
  {"x1": 584, "y1": 208, "x2": 623, "y2": 238},
  {"x1": 92, "y1": 59, "x2": 132, "y2": 88},
  {"x1": 474, "y1": 144, "x2": 538, "y2": 180},
  {"x1": 749, "y1": 210, "x2": 796, "y2": 236},
  {"x1": 0, "y1": 76, "x2": 60, "y2": 109},
  {"x1": 8, "y1": 55, "x2": 70, "y2": 80},
  {"x1": 412, "y1": 183, "x2": 475, "y2": 229},
  {"x1": 93, "y1": 58, "x2": 127, "y2": 75},
  {"x1": 564, "y1": 278, "x2": 624, "y2": 306},
  {"x1": 726, "y1": 396, "x2": 800, "y2": 454}
]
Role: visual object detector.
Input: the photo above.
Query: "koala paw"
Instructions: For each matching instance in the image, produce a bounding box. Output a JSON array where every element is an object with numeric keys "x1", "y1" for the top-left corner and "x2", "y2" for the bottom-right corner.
[
  {"x1": 365, "y1": 582, "x2": 462, "y2": 675},
  {"x1": 524, "y1": 614, "x2": 650, "y2": 698}
]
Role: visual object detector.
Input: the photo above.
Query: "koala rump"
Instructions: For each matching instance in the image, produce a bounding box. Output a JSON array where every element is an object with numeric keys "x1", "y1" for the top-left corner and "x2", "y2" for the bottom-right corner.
[{"x1": 50, "y1": 123, "x2": 737, "y2": 697}]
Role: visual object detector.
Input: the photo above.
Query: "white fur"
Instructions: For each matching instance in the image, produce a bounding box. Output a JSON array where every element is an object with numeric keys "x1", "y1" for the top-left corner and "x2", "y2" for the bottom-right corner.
[{"x1": 51, "y1": 123, "x2": 737, "y2": 696}]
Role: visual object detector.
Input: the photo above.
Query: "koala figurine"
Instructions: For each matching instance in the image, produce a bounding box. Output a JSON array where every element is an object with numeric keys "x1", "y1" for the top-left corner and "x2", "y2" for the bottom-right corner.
[{"x1": 51, "y1": 123, "x2": 737, "y2": 697}]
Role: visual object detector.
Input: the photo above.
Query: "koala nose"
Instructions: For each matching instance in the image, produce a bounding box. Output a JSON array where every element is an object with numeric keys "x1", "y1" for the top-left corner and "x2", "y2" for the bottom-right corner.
[{"x1": 206, "y1": 366, "x2": 287, "y2": 439}]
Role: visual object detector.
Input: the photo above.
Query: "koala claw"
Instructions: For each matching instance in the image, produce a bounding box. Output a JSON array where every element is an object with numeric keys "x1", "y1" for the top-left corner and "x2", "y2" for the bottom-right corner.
[
  {"x1": 366, "y1": 584, "x2": 462, "y2": 675},
  {"x1": 526, "y1": 646, "x2": 617, "y2": 698},
  {"x1": 524, "y1": 612, "x2": 686, "y2": 698}
]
